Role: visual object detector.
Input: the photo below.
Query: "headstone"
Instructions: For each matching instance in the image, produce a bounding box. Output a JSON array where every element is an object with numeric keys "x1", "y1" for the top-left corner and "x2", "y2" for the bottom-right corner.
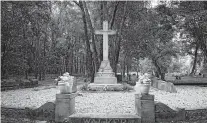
[
  {"x1": 93, "y1": 21, "x2": 117, "y2": 84},
  {"x1": 151, "y1": 77, "x2": 177, "y2": 93}
]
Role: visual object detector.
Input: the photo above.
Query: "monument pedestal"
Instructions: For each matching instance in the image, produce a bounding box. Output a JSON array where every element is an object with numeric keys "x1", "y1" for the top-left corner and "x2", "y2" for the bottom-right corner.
[
  {"x1": 92, "y1": 21, "x2": 118, "y2": 88},
  {"x1": 55, "y1": 93, "x2": 77, "y2": 122},
  {"x1": 94, "y1": 60, "x2": 117, "y2": 84},
  {"x1": 135, "y1": 94, "x2": 155, "y2": 123},
  {"x1": 94, "y1": 72, "x2": 117, "y2": 84},
  {"x1": 89, "y1": 60, "x2": 119, "y2": 91}
]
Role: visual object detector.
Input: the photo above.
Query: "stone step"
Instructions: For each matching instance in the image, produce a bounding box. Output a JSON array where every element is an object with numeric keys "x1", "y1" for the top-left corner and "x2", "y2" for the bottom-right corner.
[
  {"x1": 69, "y1": 113, "x2": 141, "y2": 123},
  {"x1": 87, "y1": 83, "x2": 124, "y2": 91}
]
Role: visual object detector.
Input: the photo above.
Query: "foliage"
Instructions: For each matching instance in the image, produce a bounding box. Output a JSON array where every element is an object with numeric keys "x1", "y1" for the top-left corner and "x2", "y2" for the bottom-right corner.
[
  {"x1": 120, "y1": 3, "x2": 178, "y2": 80},
  {"x1": 173, "y1": 1, "x2": 207, "y2": 74},
  {"x1": 1, "y1": 1, "x2": 206, "y2": 81},
  {"x1": 139, "y1": 58, "x2": 153, "y2": 73},
  {"x1": 1, "y1": 1, "x2": 87, "y2": 80}
]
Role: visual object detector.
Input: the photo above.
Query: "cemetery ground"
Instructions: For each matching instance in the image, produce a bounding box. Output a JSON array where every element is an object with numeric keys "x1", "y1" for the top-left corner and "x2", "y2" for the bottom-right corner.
[{"x1": 1, "y1": 75, "x2": 207, "y2": 123}]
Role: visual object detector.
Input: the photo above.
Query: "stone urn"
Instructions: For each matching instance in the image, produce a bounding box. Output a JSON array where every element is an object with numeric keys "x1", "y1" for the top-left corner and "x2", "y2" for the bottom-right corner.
[
  {"x1": 140, "y1": 82, "x2": 150, "y2": 94},
  {"x1": 140, "y1": 74, "x2": 151, "y2": 94},
  {"x1": 58, "y1": 81, "x2": 68, "y2": 94},
  {"x1": 57, "y1": 72, "x2": 77, "y2": 94}
]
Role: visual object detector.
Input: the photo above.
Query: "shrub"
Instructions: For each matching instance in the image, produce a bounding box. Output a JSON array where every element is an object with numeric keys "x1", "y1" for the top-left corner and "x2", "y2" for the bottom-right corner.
[
  {"x1": 79, "y1": 83, "x2": 89, "y2": 91},
  {"x1": 123, "y1": 83, "x2": 134, "y2": 91},
  {"x1": 113, "y1": 86, "x2": 124, "y2": 91},
  {"x1": 126, "y1": 81, "x2": 136, "y2": 86}
]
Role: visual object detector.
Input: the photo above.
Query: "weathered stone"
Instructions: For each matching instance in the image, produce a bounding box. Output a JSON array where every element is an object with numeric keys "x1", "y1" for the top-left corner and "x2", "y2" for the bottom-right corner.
[
  {"x1": 135, "y1": 94, "x2": 155, "y2": 123},
  {"x1": 58, "y1": 75, "x2": 77, "y2": 94},
  {"x1": 135, "y1": 94, "x2": 154, "y2": 100},
  {"x1": 94, "y1": 75, "x2": 117, "y2": 84},
  {"x1": 69, "y1": 113, "x2": 141, "y2": 123},
  {"x1": 155, "y1": 102, "x2": 185, "y2": 122},
  {"x1": 94, "y1": 21, "x2": 118, "y2": 84},
  {"x1": 55, "y1": 93, "x2": 77, "y2": 122},
  {"x1": 87, "y1": 83, "x2": 123, "y2": 91},
  {"x1": 1, "y1": 79, "x2": 18, "y2": 91},
  {"x1": 185, "y1": 109, "x2": 207, "y2": 121},
  {"x1": 20, "y1": 79, "x2": 32, "y2": 88},
  {"x1": 29, "y1": 79, "x2": 38, "y2": 86},
  {"x1": 151, "y1": 77, "x2": 177, "y2": 93}
]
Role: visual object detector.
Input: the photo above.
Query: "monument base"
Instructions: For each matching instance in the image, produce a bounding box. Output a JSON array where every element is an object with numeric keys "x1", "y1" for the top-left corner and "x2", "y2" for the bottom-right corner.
[
  {"x1": 88, "y1": 83, "x2": 123, "y2": 91},
  {"x1": 94, "y1": 72, "x2": 117, "y2": 84},
  {"x1": 94, "y1": 76, "x2": 117, "y2": 84}
]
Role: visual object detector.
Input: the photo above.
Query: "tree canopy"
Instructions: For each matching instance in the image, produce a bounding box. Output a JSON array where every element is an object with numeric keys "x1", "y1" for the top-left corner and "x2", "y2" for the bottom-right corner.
[{"x1": 1, "y1": 1, "x2": 207, "y2": 81}]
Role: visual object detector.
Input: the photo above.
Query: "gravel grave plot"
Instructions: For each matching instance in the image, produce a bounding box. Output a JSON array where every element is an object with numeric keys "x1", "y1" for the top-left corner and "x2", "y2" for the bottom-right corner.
[{"x1": 1, "y1": 85, "x2": 207, "y2": 114}]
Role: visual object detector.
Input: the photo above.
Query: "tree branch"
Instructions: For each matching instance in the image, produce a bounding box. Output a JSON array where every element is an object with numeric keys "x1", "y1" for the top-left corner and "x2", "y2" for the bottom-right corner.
[
  {"x1": 73, "y1": 1, "x2": 80, "y2": 7},
  {"x1": 110, "y1": 1, "x2": 119, "y2": 29}
]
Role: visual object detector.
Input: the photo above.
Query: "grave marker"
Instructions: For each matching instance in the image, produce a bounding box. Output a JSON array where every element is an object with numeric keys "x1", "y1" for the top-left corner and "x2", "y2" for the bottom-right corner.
[{"x1": 93, "y1": 20, "x2": 118, "y2": 84}]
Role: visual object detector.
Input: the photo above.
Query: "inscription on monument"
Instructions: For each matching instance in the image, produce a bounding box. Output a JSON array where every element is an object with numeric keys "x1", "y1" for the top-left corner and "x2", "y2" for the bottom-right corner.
[
  {"x1": 82, "y1": 118, "x2": 136, "y2": 123},
  {"x1": 96, "y1": 73, "x2": 114, "y2": 77}
]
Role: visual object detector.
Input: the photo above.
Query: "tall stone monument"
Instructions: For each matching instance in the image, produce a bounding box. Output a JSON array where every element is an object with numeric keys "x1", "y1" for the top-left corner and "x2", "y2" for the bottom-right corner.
[{"x1": 93, "y1": 21, "x2": 117, "y2": 84}]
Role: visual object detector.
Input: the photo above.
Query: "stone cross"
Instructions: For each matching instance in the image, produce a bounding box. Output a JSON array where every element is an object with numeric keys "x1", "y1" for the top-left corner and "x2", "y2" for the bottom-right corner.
[{"x1": 95, "y1": 21, "x2": 116, "y2": 61}]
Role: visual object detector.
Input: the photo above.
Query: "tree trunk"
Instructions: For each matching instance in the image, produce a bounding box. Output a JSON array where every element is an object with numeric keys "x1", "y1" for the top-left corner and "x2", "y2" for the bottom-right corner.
[
  {"x1": 155, "y1": 71, "x2": 159, "y2": 78},
  {"x1": 190, "y1": 43, "x2": 199, "y2": 75},
  {"x1": 153, "y1": 59, "x2": 165, "y2": 80},
  {"x1": 110, "y1": 2, "x2": 119, "y2": 29},
  {"x1": 76, "y1": 56, "x2": 79, "y2": 73},
  {"x1": 82, "y1": 1, "x2": 100, "y2": 72},
  {"x1": 161, "y1": 73, "x2": 165, "y2": 80},
  {"x1": 123, "y1": 59, "x2": 126, "y2": 80},
  {"x1": 79, "y1": 1, "x2": 94, "y2": 82},
  {"x1": 71, "y1": 51, "x2": 74, "y2": 74},
  {"x1": 113, "y1": 1, "x2": 128, "y2": 74},
  {"x1": 42, "y1": 29, "x2": 47, "y2": 80},
  {"x1": 25, "y1": 70, "x2": 28, "y2": 79},
  {"x1": 126, "y1": 64, "x2": 129, "y2": 81},
  {"x1": 99, "y1": 2, "x2": 104, "y2": 62},
  {"x1": 38, "y1": 71, "x2": 42, "y2": 81}
]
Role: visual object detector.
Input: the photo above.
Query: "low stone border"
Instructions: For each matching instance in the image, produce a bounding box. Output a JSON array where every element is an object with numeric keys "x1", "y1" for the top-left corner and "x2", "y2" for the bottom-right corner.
[
  {"x1": 185, "y1": 109, "x2": 207, "y2": 121},
  {"x1": 1, "y1": 102, "x2": 55, "y2": 122},
  {"x1": 155, "y1": 102, "x2": 185, "y2": 122},
  {"x1": 2, "y1": 103, "x2": 207, "y2": 123},
  {"x1": 1, "y1": 79, "x2": 38, "y2": 91},
  {"x1": 80, "y1": 83, "x2": 134, "y2": 92},
  {"x1": 151, "y1": 77, "x2": 177, "y2": 93}
]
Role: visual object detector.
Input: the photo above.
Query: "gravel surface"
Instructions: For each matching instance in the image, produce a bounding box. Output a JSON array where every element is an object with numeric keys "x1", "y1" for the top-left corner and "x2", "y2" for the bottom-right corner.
[{"x1": 1, "y1": 85, "x2": 207, "y2": 114}]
